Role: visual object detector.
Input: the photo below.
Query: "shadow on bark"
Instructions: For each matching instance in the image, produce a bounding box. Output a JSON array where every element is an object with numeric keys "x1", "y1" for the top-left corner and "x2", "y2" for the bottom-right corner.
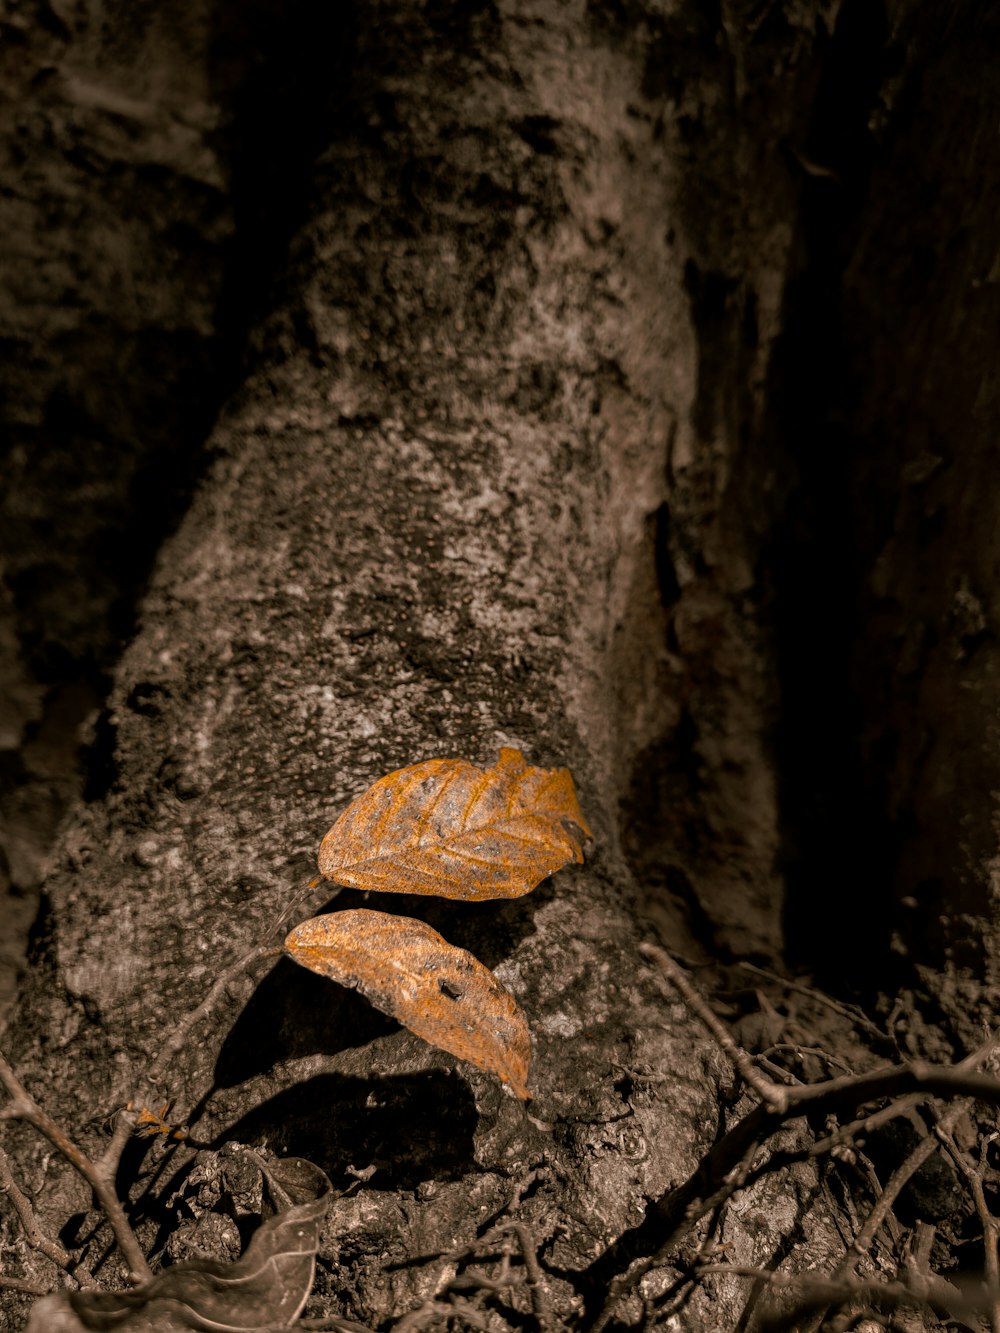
[{"x1": 215, "y1": 1071, "x2": 479, "y2": 1189}]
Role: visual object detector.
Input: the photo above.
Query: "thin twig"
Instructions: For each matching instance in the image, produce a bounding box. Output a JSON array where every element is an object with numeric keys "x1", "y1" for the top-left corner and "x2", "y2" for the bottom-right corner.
[
  {"x1": 0, "y1": 1275, "x2": 52, "y2": 1295},
  {"x1": 905, "y1": 1219, "x2": 936, "y2": 1283},
  {"x1": 0, "y1": 1048, "x2": 151, "y2": 1282},
  {"x1": 802, "y1": 1091, "x2": 928, "y2": 1158},
  {"x1": 798, "y1": 1109, "x2": 981, "y2": 1326},
  {"x1": 755, "y1": 1274, "x2": 985, "y2": 1333},
  {"x1": 0, "y1": 882, "x2": 326, "y2": 1301},
  {"x1": 385, "y1": 1167, "x2": 546, "y2": 1275},
  {"x1": 749, "y1": 1053, "x2": 1000, "y2": 1117},
  {"x1": 795, "y1": 1051, "x2": 996, "y2": 1332},
  {"x1": 640, "y1": 943, "x2": 787, "y2": 1110},
  {"x1": 269, "y1": 874, "x2": 328, "y2": 937},
  {"x1": 794, "y1": 1037, "x2": 998, "y2": 1162},
  {"x1": 0, "y1": 1145, "x2": 94, "y2": 1286},
  {"x1": 671, "y1": 1263, "x2": 977, "y2": 1332},
  {"x1": 451, "y1": 1267, "x2": 523, "y2": 1294},
  {"x1": 693, "y1": 1262, "x2": 805, "y2": 1310},
  {"x1": 512, "y1": 1221, "x2": 551, "y2": 1326},
  {"x1": 737, "y1": 962, "x2": 894, "y2": 1049},
  {"x1": 936, "y1": 1120, "x2": 1000, "y2": 1333},
  {"x1": 588, "y1": 1042, "x2": 1000, "y2": 1332},
  {"x1": 393, "y1": 1296, "x2": 452, "y2": 1333},
  {"x1": 757, "y1": 1043, "x2": 855, "y2": 1078},
  {"x1": 589, "y1": 1135, "x2": 767, "y2": 1333},
  {"x1": 800, "y1": 1041, "x2": 1000, "y2": 1331},
  {"x1": 98, "y1": 942, "x2": 283, "y2": 1180},
  {"x1": 445, "y1": 1294, "x2": 496, "y2": 1331},
  {"x1": 98, "y1": 883, "x2": 324, "y2": 1179},
  {"x1": 854, "y1": 1150, "x2": 904, "y2": 1251}
]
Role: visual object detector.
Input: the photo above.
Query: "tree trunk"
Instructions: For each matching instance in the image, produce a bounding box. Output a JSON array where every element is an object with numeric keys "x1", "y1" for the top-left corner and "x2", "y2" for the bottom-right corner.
[{"x1": 3, "y1": 2, "x2": 1000, "y2": 1329}]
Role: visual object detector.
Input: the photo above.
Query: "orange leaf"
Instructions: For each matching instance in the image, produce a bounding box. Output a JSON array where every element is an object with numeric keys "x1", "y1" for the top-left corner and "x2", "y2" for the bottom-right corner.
[
  {"x1": 318, "y1": 747, "x2": 592, "y2": 900},
  {"x1": 284, "y1": 910, "x2": 532, "y2": 1098}
]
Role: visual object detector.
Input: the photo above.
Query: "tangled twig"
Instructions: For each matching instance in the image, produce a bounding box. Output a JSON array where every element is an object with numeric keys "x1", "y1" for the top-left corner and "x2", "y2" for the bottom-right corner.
[
  {"x1": 0, "y1": 1144, "x2": 95, "y2": 1287},
  {"x1": 0, "y1": 1048, "x2": 150, "y2": 1282},
  {"x1": 587, "y1": 945, "x2": 1000, "y2": 1333},
  {"x1": 936, "y1": 1115, "x2": 1000, "y2": 1333}
]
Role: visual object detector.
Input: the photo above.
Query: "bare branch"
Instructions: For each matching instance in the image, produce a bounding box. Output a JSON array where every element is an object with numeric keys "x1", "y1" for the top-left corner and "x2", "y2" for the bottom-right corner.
[
  {"x1": 587, "y1": 1031, "x2": 1000, "y2": 1333},
  {"x1": 754, "y1": 1275, "x2": 986, "y2": 1333},
  {"x1": 0, "y1": 1275, "x2": 52, "y2": 1296},
  {"x1": 0, "y1": 1048, "x2": 151, "y2": 1282},
  {"x1": 803, "y1": 1091, "x2": 928, "y2": 1158},
  {"x1": 737, "y1": 962, "x2": 895, "y2": 1050},
  {"x1": 98, "y1": 882, "x2": 326, "y2": 1183},
  {"x1": 0, "y1": 1146, "x2": 95, "y2": 1287},
  {"x1": 511, "y1": 1221, "x2": 551, "y2": 1327},
  {"x1": 835, "y1": 1099, "x2": 969, "y2": 1282},
  {"x1": 639, "y1": 943, "x2": 787, "y2": 1110},
  {"x1": 936, "y1": 1118, "x2": 1000, "y2": 1333},
  {"x1": 97, "y1": 942, "x2": 284, "y2": 1181}
]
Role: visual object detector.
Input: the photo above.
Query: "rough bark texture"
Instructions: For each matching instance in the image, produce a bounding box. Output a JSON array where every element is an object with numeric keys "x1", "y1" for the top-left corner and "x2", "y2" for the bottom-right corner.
[
  {"x1": 0, "y1": 0, "x2": 229, "y2": 1019},
  {"x1": 3, "y1": 1, "x2": 1000, "y2": 1330}
]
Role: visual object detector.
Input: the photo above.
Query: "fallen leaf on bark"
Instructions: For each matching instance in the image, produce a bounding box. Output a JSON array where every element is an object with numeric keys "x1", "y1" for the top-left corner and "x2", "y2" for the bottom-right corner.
[
  {"x1": 318, "y1": 747, "x2": 591, "y2": 900},
  {"x1": 284, "y1": 909, "x2": 532, "y2": 1098},
  {"x1": 25, "y1": 1157, "x2": 330, "y2": 1331}
]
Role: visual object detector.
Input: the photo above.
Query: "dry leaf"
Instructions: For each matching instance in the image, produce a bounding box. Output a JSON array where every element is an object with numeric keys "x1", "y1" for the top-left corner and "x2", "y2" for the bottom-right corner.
[
  {"x1": 284, "y1": 909, "x2": 532, "y2": 1098},
  {"x1": 26, "y1": 1158, "x2": 330, "y2": 1332},
  {"x1": 318, "y1": 747, "x2": 591, "y2": 900},
  {"x1": 130, "y1": 1101, "x2": 187, "y2": 1140}
]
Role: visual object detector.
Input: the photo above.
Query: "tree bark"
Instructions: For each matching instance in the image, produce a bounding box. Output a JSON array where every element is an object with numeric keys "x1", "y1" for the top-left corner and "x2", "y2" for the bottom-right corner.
[{"x1": 3, "y1": 1, "x2": 1000, "y2": 1329}]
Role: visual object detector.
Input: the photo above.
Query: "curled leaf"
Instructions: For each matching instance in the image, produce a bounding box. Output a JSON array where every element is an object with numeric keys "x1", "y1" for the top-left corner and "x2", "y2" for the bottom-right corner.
[
  {"x1": 130, "y1": 1101, "x2": 187, "y2": 1141},
  {"x1": 318, "y1": 747, "x2": 592, "y2": 900},
  {"x1": 284, "y1": 909, "x2": 532, "y2": 1098},
  {"x1": 26, "y1": 1157, "x2": 330, "y2": 1332}
]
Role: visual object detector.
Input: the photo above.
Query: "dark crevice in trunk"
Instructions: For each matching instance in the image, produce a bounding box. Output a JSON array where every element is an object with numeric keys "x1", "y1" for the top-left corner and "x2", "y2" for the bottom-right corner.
[
  {"x1": 207, "y1": 1, "x2": 360, "y2": 379},
  {"x1": 766, "y1": 0, "x2": 893, "y2": 987},
  {"x1": 615, "y1": 0, "x2": 910, "y2": 979}
]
